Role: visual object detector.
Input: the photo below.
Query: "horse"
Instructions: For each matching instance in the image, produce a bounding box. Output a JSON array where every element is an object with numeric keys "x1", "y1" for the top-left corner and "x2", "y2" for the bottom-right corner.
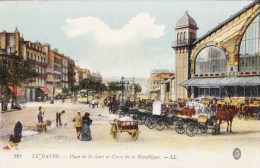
[
  {"x1": 243, "y1": 106, "x2": 254, "y2": 120},
  {"x1": 215, "y1": 105, "x2": 237, "y2": 133}
]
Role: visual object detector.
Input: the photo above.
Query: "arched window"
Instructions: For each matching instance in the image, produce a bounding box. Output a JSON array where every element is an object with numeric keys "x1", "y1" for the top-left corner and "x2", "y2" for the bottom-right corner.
[
  {"x1": 180, "y1": 32, "x2": 183, "y2": 42},
  {"x1": 177, "y1": 33, "x2": 179, "y2": 42},
  {"x1": 183, "y1": 32, "x2": 186, "y2": 41},
  {"x1": 239, "y1": 14, "x2": 260, "y2": 72},
  {"x1": 195, "y1": 46, "x2": 226, "y2": 74}
]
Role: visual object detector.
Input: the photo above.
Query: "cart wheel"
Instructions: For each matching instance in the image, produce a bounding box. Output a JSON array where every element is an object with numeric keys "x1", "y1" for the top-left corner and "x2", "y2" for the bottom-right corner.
[
  {"x1": 186, "y1": 122, "x2": 198, "y2": 137},
  {"x1": 199, "y1": 123, "x2": 208, "y2": 133},
  {"x1": 147, "y1": 118, "x2": 156, "y2": 129},
  {"x1": 175, "y1": 120, "x2": 185, "y2": 134},
  {"x1": 156, "y1": 119, "x2": 165, "y2": 131},
  {"x1": 132, "y1": 132, "x2": 139, "y2": 141},
  {"x1": 165, "y1": 118, "x2": 175, "y2": 128},
  {"x1": 140, "y1": 116, "x2": 146, "y2": 125},
  {"x1": 212, "y1": 124, "x2": 219, "y2": 135}
]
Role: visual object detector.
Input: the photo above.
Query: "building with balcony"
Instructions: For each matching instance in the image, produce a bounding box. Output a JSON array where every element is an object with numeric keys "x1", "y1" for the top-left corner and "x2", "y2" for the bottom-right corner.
[
  {"x1": 61, "y1": 54, "x2": 69, "y2": 89},
  {"x1": 147, "y1": 70, "x2": 175, "y2": 101},
  {"x1": 50, "y1": 49, "x2": 63, "y2": 97},
  {"x1": 68, "y1": 58, "x2": 76, "y2": 90},
  {"x1": 75, "y1": 67, "x2": 91, "y2": 85},
  {"x1": 0, "y1": 27, "x2": 22, "y2": 55},
  {"x1": 173, "y1": 0, "x2": 260, "y2": 99},
  {"x1": 21, "y1": 41, "x2": 49, "y2": 101}
]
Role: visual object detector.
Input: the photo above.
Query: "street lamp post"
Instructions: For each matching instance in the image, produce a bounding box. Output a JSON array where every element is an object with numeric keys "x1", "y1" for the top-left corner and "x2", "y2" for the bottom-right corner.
[
  {"x1": 116, "y1": 76, "x2": 130, "y2": 118},
  {"x1": 116, "y1": 76, "x2": 130, "y2": 101}
]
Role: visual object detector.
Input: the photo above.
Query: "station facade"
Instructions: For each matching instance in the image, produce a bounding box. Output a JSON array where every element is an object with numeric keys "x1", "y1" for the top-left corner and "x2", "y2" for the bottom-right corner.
[{"x1": 173, "y1": 0, "x2": 260, "y2": 99}]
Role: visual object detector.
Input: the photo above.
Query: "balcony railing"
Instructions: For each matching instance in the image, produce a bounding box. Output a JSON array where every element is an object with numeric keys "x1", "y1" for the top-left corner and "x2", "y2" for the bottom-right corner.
[
  {"x1": 172, "y1": 39, "x2": 196, "y2": 47},
  {"x1": 26, "y1": 59, "x2": 48, "y2": 68}
]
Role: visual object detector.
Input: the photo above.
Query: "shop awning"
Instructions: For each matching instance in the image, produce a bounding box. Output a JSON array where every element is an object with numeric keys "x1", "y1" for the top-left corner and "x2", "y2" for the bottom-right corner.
[
  {"x1": 8, "y1": 86, "x2": 23, "y2": 95},
  {"x1": 180, "y1": 76, "x2": 260, "y2": 87},
  {"x1": 54, "y1": 89, "x2": 62, "y2": 97},
  {"x1": 39, "y1": 87, "x2": 50, "y2": 93}
]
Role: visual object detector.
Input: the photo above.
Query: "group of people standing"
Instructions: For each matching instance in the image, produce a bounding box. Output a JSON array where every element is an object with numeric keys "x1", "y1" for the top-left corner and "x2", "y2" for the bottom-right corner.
[
  {"x1": 73, "y1": 111, "x2": 92, "y2": 141},
  {"x1": 36, "y1": 107, "x2": 92, "y2": 141}
]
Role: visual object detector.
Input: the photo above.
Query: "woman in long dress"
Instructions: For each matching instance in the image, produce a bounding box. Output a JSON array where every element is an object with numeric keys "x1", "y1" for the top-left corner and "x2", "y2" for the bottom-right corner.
[{"x1": 80, "y1": 112, "x2": 92, "y2": 141}]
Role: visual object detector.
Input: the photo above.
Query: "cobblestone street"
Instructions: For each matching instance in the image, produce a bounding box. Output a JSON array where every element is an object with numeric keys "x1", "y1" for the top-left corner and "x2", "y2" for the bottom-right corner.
[{"x1": 1, "y1": 101, "x2": 260, "y2": 168}]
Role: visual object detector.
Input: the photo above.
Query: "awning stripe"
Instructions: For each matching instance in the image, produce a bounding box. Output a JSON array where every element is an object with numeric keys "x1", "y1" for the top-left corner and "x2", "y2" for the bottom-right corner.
[
  {"x1": 39, "y1": 87, "x2": 50, "y2": 93},
  {"x1": 8, "y1": 86, "x2": 23, "y2": 95},
  {"x1": 180, "y1": 76, "x2": 260, "y2": 87}
]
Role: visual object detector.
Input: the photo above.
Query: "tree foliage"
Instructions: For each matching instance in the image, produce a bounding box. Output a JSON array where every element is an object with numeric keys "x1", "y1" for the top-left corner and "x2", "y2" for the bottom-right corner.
[
  {"x1": 0, "y1": 54, "x2": 37, "y2": 87},
  {"x1": 129, "y1": 83, "x2": 142, "y2": 93},
  {"x1": 79, "y1": 77, "x2": 107, "y2": 93},
  {"x1": 107, "y1": 82, "x2": 121, "y2": 92}
]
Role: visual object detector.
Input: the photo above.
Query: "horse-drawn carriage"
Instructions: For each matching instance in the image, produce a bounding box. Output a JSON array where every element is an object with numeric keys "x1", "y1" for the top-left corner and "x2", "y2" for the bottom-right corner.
[
  {"x1": 110, "y1": 118, "x2": 140, "y2": 141},
  {"x1": 174, "y1": 113, "x2": 216, "y2": 137}
]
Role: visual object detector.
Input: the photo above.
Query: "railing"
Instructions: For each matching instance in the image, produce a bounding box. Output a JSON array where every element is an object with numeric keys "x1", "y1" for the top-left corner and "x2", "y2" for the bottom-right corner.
[
  {"x1": 172, "y1": 39, "x2": 196, "y2": 47},
  {"x1": 26, "y1": 59, "x2": 48, "y2": 68}
]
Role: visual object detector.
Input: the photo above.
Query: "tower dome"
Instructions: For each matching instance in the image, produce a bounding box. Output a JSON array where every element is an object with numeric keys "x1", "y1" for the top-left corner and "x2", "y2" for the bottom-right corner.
[{"x1": 176, "y1": 11, "x2": 198, "y2": 30}]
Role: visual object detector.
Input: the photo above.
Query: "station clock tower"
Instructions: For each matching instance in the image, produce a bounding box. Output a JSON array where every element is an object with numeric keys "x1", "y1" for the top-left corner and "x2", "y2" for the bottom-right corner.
[{"x1": 172, "y1": 11, "x2": 198, "y2": 99}]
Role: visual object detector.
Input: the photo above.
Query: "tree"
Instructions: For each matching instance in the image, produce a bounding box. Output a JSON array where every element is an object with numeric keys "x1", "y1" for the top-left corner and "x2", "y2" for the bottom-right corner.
[
  {"x1": 62, "y1": 88, "x2": 69, "y2": 94},
  {"x1": 5, "y1": 54, "x2": 37, "y2": 86},
  {"x1": 107, "y1": 82, "x2": 121, "y2": 92},
  {"x1": 129, "y1": 83, "x2": 142, "y2": 93},
  {"x1": 0, "y1": 53, "x2": 37, "y2": 108}
]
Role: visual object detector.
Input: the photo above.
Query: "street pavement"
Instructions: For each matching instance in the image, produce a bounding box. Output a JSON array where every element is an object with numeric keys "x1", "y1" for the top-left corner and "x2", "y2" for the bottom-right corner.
[{"x1": 0, "y1": 100, "x2": 260, "y2": 168}]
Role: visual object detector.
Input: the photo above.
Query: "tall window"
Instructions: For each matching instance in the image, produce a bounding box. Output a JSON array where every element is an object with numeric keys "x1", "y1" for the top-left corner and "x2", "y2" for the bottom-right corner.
[
  {"x1": 180, "y1": 32, "x2": 183, "y2": 42},
  {"x1": 195, "y1": 46, "x2": 226, "y2": 74},
  {"x1": 239, "y1": 14, "x2": 260, "y2": 72}
]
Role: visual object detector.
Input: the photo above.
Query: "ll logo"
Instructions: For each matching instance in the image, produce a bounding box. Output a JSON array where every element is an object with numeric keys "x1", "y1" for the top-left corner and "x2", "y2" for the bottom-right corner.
[{"x1": 233, "y1": 148, "x2": 241, "y2": 160}]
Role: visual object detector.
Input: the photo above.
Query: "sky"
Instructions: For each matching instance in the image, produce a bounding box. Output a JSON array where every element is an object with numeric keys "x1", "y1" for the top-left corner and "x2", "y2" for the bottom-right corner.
[{"x1": 0, "y1": 0, "x2": 252, "y2": 79}]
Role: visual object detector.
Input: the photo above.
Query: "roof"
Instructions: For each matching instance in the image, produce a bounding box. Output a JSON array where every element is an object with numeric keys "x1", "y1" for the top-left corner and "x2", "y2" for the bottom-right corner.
[
  {"x1": 180, "y1": 76, "x2": 260, "y2": 87},
  {"x1": 176, "y1": 11, "x2": 198, "y2": 29},
  {"x1": 194, "y1": 0, "x2": 259, "y2": 45}
]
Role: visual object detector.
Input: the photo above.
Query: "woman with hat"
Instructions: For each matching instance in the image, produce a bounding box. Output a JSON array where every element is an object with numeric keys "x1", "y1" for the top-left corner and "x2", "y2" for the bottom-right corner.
[{"x1": 80, "y1": 112, "x2": 92, "y2": 141}]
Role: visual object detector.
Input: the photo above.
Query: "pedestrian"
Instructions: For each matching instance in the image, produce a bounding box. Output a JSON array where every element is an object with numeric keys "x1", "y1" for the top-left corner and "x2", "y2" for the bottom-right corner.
[
  {"x1": 108, "y1": 101, "x2": 113, "y2": 113},
  {"x1": 62, "y1": 95, "x2": 65, "y2": 103},
  {"x1": 36, "y1": 106, "x2": 44, "y2": 123},
  {"x1": 2, "y1": 121, "x2": 22, "y2": 150},
  {"x1": 56, "y1": 110, "x2": 65, "y2": 126},
  {"x1": 91, "y1": 99, "x2": 96, "y2": 109},
  {"x1": 80, "y1": 112, "x2": 92, "y2": 141},
  {"x1": 1, "y1": 98, "x2": 4, "y2": 111},
  {"x1": 73, "y1": 111, "x2": 82, "y2": 139}
]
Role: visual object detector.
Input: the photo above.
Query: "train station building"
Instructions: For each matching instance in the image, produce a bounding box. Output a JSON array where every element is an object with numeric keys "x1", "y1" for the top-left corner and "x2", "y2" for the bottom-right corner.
[{"x1": 172, "y1": 0, "x2": 260, "y2": 99}]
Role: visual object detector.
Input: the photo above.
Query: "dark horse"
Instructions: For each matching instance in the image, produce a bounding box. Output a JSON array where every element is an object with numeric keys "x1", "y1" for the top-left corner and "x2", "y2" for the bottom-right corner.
[{"x1": 215, "y1": 105, "x2": 237, "y2": 133}]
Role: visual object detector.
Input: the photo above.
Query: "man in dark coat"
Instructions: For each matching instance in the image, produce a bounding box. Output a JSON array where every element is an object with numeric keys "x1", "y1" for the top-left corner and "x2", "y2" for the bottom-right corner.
[
  {"x1": 2, "y1": 121, "x2": 22, "y2": 150},
  {"x1": 13, "y1": 121, "x2": 22, "y2": 142}
]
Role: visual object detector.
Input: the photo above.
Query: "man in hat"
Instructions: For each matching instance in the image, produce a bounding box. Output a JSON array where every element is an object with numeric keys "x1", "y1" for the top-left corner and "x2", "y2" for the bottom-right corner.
[
  {"x1": 73, "y1": 111, "x2": 82, "y2": 139},
  {"x1": 56, "y1": 110, "x2": 65, "y2": 126},
  {"x1": 36, "y1": 106, "x2": 44, "y2": 123}
]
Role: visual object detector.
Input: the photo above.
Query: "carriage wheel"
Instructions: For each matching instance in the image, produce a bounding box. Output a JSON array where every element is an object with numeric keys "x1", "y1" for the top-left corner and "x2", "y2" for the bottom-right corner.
[
  {"x1": 147, "y1": 118, "x2": 156, "y2": 129},
  {"x1": 175, "y1": 120, "x2": 185, "y2": 134},
  {"x1": 144, "y1": 117, "x2": 151, "y2": 126},
  {"x1": 156, "y1": 119, "x2": 165, "y2": 131},
  {"x1": 186, "y1": 122, "x2": 198, "y2": 137},
  {"x1": 199, "y1": 123, "x2": 208, "y2": 133},
  {"x1": 165, "y1": 118, "x2": 175, "y2": 128},
  {"x1": 131, "y1": 131, "x2": 139, "y2": 141},
  {"x1": 212, "y1": 124, "x2": 219, "y2": 135},
  {"x1": 139, "y1": 116, "x2": 146, "y2": 125}
]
